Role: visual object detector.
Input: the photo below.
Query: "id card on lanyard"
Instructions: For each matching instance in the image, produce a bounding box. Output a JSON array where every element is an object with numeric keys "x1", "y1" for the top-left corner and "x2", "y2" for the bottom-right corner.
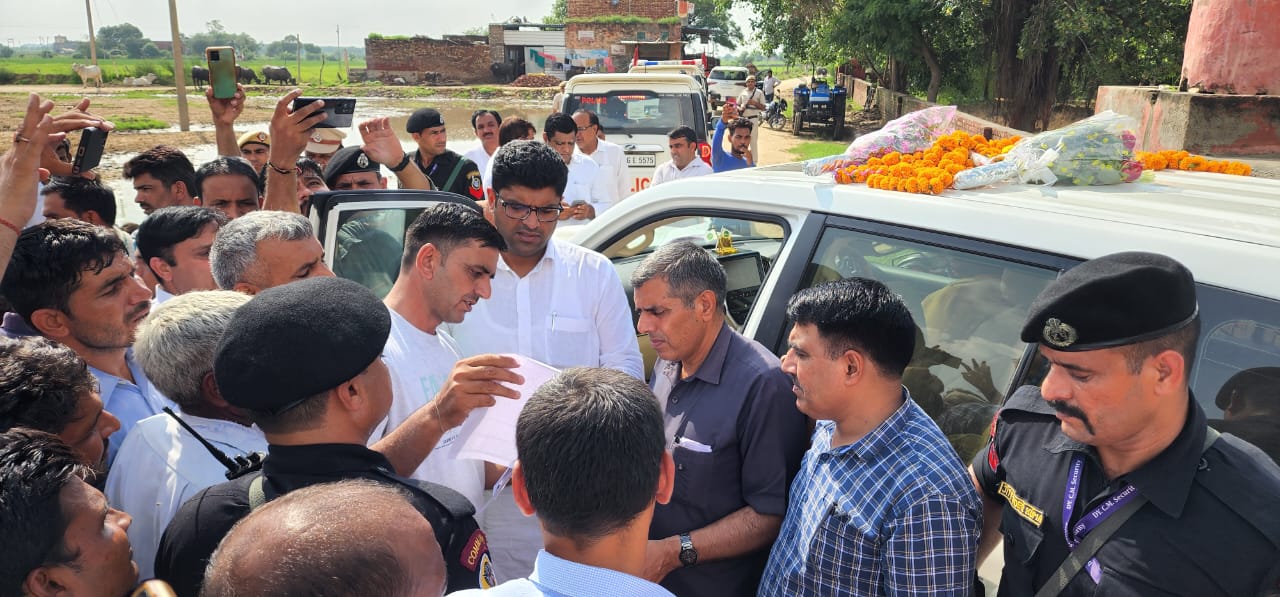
[{"x1": 1062, "y1": 453, "x2": 1141, "y2": 583}]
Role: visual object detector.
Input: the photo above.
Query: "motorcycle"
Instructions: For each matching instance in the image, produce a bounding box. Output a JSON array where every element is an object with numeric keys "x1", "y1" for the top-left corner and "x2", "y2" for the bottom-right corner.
[{"x1": 763, "y1": 97, "x2": 788, "y2": 130}]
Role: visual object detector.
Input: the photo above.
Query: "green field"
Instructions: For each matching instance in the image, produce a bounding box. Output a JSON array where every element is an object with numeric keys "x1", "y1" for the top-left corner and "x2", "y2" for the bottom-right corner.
[
  {"x1": 0, "y1": 56, "x2": 367, "y2": 86},
  {"x1": 788, "y1": 141, "x2": 847, "y2": 161}
]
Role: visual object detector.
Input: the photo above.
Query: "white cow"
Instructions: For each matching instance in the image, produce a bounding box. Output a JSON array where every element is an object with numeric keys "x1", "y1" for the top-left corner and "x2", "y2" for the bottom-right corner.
[
  {"x1": 125, "y1": 73, "x2": 158, "y2": 86},
  {"x1": 72, "y1": 63, "x2": 103, "y2": 88}
]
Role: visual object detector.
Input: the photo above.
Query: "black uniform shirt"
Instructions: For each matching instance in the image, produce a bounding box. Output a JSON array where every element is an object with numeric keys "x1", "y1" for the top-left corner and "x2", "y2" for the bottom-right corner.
[
  {"x1": 154, "y1": 443, "x2": 493, "y2": 596},
  {"x1": 412, "y1": 149, "x2": 484, "y2": 201},
  {"x1": 973, "y1": 386, "x2": 1280, "y2": 596}
]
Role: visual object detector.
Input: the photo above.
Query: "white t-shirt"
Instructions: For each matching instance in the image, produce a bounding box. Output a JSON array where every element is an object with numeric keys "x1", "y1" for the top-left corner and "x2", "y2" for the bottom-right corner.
[
  {"x1": 576, "y1": 139, "x2": 630, "y2": 204},
  {"x1": 464, "y1": 145, "x2": 493, "y2": 183},
  {"x1": 376, "y1": 309, "x2": 486, "y2": 509},
  {"x1": 652, "y1": 157, "x2": 714, "y2": 186},
  {"x1": 738, "y1": 88, "x2": 767, "y2": 119},
  {"x1": 105, "y1": 413, "x2": 267, "y2": 580}
]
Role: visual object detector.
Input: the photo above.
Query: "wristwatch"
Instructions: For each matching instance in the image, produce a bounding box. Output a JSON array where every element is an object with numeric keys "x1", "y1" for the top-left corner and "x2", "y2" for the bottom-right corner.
[{"x1": 678, "y1": 532, "x2": 698, "y2": 567}]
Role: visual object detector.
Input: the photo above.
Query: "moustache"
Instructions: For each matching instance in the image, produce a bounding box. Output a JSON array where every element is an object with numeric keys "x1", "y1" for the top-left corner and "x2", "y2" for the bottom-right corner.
[{"x1": 1048, "y1": 400, "x2": 1096, "y2": 435}]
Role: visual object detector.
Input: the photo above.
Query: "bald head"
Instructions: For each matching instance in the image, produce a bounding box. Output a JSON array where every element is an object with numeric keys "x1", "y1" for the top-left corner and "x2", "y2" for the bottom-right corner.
[{"x1": 202, "y1": 480, "x2": 445, "y2": 597}]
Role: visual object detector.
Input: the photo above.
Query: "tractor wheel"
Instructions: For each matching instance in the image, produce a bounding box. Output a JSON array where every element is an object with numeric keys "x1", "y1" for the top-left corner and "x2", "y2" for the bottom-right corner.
[{"x1": 792, "y1": 112, "x2": 803, "y2": 136}]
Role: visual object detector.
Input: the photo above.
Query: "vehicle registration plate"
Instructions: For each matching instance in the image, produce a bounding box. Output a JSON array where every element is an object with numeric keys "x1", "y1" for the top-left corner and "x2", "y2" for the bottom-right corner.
[{"x1": 627, "y1": 154, "x2": 657, "y2": 167}]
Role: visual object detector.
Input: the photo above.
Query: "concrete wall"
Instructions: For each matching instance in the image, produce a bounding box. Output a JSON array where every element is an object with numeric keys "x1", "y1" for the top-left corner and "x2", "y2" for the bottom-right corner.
[
  {"x1": 365, "y1": 38, "x2": 494, "y2": 84},
  {"x1": 1096, "y1": 85, "x2": 1280, "y2": 155},
  {"x1": 564, "y1": 22, "x2": 682, "y2": 69},
  {"x1": 1182, "y1": 0, "x2": 1280, "y2": 95}
]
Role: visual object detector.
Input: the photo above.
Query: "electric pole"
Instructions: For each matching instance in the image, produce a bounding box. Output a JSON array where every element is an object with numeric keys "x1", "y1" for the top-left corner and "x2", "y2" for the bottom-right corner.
[
  {"x1": 168, "y1": 0, "x2": 189, "y2": 131},
  {"x1": 85, "y1": 0, "x2": 98, "y2": 65}
]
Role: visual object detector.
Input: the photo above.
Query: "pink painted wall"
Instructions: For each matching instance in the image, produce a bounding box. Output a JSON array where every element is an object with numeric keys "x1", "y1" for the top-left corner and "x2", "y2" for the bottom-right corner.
[{"x1": 1182, "y1": 0, "x2": 1280, "y2": 94}]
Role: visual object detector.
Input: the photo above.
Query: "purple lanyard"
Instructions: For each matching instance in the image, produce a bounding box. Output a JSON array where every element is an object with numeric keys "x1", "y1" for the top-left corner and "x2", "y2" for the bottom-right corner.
[{"x1": 1062, "y1": 453, "x2": 1140, "y2": 584}]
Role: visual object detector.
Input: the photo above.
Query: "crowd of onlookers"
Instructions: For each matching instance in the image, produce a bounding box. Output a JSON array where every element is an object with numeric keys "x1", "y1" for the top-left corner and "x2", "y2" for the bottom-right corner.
[{"x1": 1, "y1": 85, "x2": 1279, "y2": 597}]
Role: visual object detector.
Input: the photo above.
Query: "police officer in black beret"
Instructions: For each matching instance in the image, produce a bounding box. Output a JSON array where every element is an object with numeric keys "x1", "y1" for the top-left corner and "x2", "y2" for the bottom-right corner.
[
  {"x1": 155, "y1": 277, "x2": 497, "y2": 595},
  {"x1": 970, "y1": 252, "x2": 1280, "y2": 596},
  {"x1": 407, "y1": 108, "x2": 485, "y2": 201}
]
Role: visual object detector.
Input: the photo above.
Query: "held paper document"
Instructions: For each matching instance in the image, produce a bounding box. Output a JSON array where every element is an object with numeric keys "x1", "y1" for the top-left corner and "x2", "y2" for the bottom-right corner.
[{"x1": 449, "y1": 354, "x2": 560, "y2": 465}]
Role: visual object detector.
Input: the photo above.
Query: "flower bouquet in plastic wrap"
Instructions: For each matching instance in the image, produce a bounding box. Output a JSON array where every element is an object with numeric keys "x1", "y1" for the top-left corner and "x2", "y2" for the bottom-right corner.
[
  {"x1": 804, "y1": 106, "x2": 958, "y2": 176},
  {"x1": 953, "y1": 111, "x2": 1143, "y2": 189}
]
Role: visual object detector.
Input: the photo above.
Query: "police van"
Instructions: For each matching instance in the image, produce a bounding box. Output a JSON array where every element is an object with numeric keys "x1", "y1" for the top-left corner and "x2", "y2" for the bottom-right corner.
[{"x1": 559, "y1": 73, "x2": 711, "y2": 196}]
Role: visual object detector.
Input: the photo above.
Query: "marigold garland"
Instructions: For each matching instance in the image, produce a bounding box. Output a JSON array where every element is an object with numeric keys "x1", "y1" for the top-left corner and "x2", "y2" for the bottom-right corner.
[
  {"x1": 1136, "y1": 150, "x2": 1252, "y2": 177},
  {"x1": 832, "y1": 131, "x2": 1021, "y2": 195}
]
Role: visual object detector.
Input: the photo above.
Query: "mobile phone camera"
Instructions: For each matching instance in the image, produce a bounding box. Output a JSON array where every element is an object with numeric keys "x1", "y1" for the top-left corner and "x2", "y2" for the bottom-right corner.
[{"x1": 209, "y1": 50, "x2": 220, "y2": 61}]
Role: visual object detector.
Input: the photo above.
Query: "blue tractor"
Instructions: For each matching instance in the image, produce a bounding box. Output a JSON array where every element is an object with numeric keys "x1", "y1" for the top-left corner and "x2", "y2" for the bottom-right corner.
[{"x1": 792, "y1": 68, "x2": 848, "y2": 139}]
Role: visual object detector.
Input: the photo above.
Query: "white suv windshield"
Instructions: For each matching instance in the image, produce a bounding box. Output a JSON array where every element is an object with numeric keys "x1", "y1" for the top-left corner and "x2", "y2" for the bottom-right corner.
[
  {"x1": 566, "y1": 91, "x2": 704, "y2": 136},
  {"x1": 710, "y1": 69, "x2": 747, "y2": 81}
]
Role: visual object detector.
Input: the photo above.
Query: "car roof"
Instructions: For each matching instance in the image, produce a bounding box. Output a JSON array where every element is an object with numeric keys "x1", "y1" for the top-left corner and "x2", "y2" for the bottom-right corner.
[
  {"x1": 710, "y1": 66, "x2": 749, "y2": 72},
  {"x1": 565, "y1": 73, "x2": 701, "y2": 89},
  {"x1": 607, "y1": 165, "x2": 1280, "y2": 298}
]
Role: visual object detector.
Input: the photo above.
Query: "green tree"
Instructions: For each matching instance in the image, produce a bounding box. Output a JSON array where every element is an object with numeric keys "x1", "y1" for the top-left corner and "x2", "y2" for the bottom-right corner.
[
  {"x1": 185, "y1": 21, "x2": 259, "y2": 59},
  {"x1": 97, "y1": 23, "x2": 150, "y2": 59},
  {"x1": 684, "y1": 0, "x2": 742, "y2": 50},
  {"x1": 544, "y1": 0, "x2": 567, "y2": 23},
  {"x1": 140, "y1": 42, "x2": 162, "y2": 58},
  {"x1": 0, "y1": 45, "x2": 13, "y2": 58},
  {"x1": 461, "y1": 25, "x2": 488, "y2": 36}
]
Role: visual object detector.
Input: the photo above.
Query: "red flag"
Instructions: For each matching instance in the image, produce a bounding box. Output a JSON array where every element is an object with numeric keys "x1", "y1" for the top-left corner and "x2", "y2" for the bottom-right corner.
[{"x1": 632, "y1": 45, "x2": 639, "y2": 67}]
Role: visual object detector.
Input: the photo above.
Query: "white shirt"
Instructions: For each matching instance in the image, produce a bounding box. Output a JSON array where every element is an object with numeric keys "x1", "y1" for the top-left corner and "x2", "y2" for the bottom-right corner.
[
  {"x1": 652, "y1": 157, "x2": 714, "y2": 186},
  {"x1": 447, "y1": 238, "x2": 643, "y2": 582},
  {"x1": 153, "y1": 285, "x2": 177, "y2": 305},
  {"x1": 376, "y1": 310, "x2": 486, "y2": 509},
  {"x1": 560, "y1": 153, "x2": 613, "y2": 228},
  {"x1": 762, "y1": 76, "x2": 781, "y2": 96},
  {"x1": 105, "y1": 412, "x2": 268, "y2": 580},
  {"x1": 576, "y1": 139, "x2": 630, "y2": 204},
  {"x1": 482, "y1": 155, "x2": 496, "y2": 200},
  {"x1": 465, "y1": 145, "x2": 494, "y2": 182}
]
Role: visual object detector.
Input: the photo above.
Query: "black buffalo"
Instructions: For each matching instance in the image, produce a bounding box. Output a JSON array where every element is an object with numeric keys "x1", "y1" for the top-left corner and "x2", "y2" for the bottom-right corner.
[
  {"x1": 191, "y1": 65, "x2": 209, "y2": 88},
  {"x1": 262, "y1": 65, "x2": 295, "y2": 85},
  {"x1": 236, "y1": 65, "x2": 259, "y2": 84}
]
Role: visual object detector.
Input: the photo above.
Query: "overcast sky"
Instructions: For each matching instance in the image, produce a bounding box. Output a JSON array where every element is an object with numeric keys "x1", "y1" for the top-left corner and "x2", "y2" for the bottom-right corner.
[{"x1": 0, "y1": 0, "x2": 758, "y2": 52}]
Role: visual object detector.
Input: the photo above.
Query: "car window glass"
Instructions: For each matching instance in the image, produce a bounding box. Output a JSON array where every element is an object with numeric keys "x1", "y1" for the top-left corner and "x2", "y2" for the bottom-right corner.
[
  {"x1": 332, "y1": 207, "x2": 422, "y2": 298},
  {"x1": 602, "y1": 213, "x2": 788, "y2": 377},
  {"x1": 566, "y1": 91, "x2": 702, "y2": 136},
  {"x1": 794, "y1": 225, "x2": 1058, "y2": 462}
]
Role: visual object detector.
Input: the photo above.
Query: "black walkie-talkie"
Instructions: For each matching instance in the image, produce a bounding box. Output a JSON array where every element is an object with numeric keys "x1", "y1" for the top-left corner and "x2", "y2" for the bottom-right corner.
[{"x1": 162, "y1": 408, "x2": 264, "y2": 480}]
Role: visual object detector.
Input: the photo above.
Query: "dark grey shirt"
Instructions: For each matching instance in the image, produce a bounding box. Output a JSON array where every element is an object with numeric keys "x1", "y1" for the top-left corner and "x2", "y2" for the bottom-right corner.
[{"x1": 648, "y1": 323, "x2": 809, "y2": 597}]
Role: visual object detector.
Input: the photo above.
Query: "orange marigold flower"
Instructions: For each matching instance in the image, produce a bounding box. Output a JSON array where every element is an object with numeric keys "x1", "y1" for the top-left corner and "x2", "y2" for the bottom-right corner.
[
  {"x1": 1179, "y1": 156, "x2": 1208, "y2": 171},
  {"x1": 904, "y1": 178, "x2": 920, "y2": 193},
  {"x1": 883, "y1": 152, "x2": 901, "y2": 166},
  {"x1": 930, "y1": 178, "x2": 945, "y2": 195}
]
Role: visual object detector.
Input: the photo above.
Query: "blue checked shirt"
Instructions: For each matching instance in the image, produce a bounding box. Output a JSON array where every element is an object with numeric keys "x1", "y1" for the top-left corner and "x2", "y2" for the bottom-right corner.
[{"x1": 759, "y1": 392, "x2": 983, "y2": 596}]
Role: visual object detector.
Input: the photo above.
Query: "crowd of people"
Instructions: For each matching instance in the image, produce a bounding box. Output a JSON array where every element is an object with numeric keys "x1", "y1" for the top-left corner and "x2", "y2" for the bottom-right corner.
[{"x1": 1, "y1": 85, "x2": 1279, "y2": 597}]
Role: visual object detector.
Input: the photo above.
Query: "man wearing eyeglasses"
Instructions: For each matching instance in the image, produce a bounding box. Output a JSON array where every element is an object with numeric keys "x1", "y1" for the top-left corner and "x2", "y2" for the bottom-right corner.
[
  {"x1": 449, "y1": 140, "x2": 644, "y2": 583},
  {"x1": 572, "y1": 109, "x2": 629, "y2": 204},
  {"x1": 543, "y1": 112, "x2": 613, "y2": 227}
]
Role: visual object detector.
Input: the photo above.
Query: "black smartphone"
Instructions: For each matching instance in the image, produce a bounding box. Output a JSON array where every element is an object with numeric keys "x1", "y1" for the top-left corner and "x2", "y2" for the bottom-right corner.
[
  {"x1": 71, "y1": 126, "x2": 108, "y2": 175},
  {"x1": 292, "y1": 97, "x2": 357, "y2": 128}
]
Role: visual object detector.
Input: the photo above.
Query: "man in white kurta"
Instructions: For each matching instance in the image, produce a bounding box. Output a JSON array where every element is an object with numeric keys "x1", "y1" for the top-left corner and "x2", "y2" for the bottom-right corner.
[{"x1": 449, "y1": 139, "x2": 644, "y2": 582}]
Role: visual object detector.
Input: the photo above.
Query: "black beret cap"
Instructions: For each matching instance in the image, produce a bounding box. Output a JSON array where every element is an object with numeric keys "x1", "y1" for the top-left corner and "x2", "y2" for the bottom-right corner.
[
  {"x1": 322, "y1": 146, "x2": 382, "y2": 189},
  {"x1": 1020, "y1": 251, "x2": 1198, "y2": 352},
  {"x1": 214, "y1": 277, "x2": 391, "y2": 414},
  {"x1": 406, "y1": 108, "x2": 445, "y2": 133}
]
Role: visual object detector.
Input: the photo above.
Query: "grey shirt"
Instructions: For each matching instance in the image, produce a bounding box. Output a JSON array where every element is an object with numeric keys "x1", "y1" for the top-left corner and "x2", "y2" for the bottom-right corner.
[{"x1": 649, "y1": 323, "x2": 809, "y2": 597}]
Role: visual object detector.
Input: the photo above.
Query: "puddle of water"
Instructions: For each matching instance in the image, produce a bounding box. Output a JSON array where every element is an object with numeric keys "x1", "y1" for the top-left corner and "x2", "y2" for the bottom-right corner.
[{"x1": 107, "y1": 100, "x2": 554, "y2": 225}]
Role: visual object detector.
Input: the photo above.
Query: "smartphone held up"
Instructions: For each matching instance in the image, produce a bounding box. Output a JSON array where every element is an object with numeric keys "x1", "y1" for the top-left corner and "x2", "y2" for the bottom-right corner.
[
  {"x1": 206, "y1": 46, "x2": 238, "y2": 99},
  {"x1": 71, "y1": 126, "x2": 108, "y2": 175},
  {"x1": 291, "y1": 97, "x2": 358, "y2": 129}
]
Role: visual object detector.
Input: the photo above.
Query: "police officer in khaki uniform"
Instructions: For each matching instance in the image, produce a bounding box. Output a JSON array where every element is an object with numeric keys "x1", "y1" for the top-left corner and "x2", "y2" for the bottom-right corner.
[
  {"x1": 155, "y1": 277, "x2": 494, "y2": 596},
  {"x1": 971, "y1": 252, "x2": 1280, "y2": 596},
  {"x1": 407, "y1": 108, "x2": 485, "y2": 201}
]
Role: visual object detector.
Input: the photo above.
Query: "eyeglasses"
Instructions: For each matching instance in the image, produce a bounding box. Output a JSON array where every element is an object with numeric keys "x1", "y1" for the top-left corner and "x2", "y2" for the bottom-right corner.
[
  {"x1": 498, "y1": 198, "x2": 563, "y2": 222},
  {"x1": 576, "y1": 125, "x2": 596, "y2": 133}
]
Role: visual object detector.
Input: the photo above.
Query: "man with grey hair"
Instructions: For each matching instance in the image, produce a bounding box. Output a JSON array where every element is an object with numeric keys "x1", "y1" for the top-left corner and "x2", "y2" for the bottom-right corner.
[
  {"x1": 631, "y1": 241, "x2": 807, "y2": 596},
  {"x1": 202, "y1": 479, "x2": 447, "y2": 597},
  {"x1": 210, "y1": 209, "x2": 333, "y2": 294},
  {"x1": 105, "y1": 290, "x2": 268, "y2": 580}
]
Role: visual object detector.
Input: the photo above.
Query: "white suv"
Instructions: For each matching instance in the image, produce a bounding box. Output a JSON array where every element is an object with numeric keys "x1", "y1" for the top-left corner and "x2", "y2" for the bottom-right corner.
[{"x1": 706, "y1": 66, "x2": 750, "y2": 110}]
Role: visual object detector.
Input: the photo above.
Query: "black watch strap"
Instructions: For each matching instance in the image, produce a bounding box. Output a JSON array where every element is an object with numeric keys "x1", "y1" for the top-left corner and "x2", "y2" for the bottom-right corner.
[{"x1": 389, "y1": 152, "x2": 413, "y2": 173}]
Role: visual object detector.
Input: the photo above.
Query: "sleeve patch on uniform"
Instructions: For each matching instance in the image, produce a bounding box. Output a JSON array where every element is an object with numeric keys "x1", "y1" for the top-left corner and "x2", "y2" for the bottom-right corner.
[
  {"x1": 468, "y1": 172, "x2": 484, "y2": 199},
  {"x1": 986, "y1": 410, "x2": 1001, "y2": 472},
  {"x1": 460, "y1": 529, "x2": 488, "y2": 572},
  {"x1": 479, "y1": 552, "x2": 496, "y2": 588}
]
